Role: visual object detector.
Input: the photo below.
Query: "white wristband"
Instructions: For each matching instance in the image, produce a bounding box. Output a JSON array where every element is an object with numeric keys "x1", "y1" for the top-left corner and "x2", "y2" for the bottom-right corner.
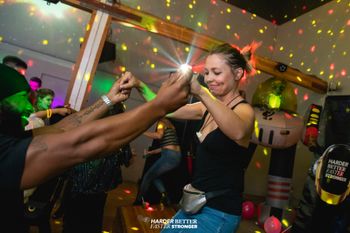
[{"x1": 101, "y1": 95, "x2": 113, "y2": 107}]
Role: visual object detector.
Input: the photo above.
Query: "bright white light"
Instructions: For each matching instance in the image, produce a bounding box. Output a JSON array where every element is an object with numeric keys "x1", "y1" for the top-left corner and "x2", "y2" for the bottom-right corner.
[
  {"x1": 179, "y1": 64, "x2": 192, "y2": 74},
  {"x1": 29, "y1": 0, "x2": 71, "y2": 19}
]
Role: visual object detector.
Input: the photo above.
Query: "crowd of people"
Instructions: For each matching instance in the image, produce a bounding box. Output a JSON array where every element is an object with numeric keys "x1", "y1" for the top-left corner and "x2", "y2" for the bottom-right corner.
[{"x1": 2, "y1": 40, "x2": 347, "y2": 233}]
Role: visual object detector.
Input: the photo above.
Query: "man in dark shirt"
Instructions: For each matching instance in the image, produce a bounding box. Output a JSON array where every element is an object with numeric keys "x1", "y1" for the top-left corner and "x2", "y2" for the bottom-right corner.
[{"x1": 0, "y1": 63, "x2": 192, "y2": 232}]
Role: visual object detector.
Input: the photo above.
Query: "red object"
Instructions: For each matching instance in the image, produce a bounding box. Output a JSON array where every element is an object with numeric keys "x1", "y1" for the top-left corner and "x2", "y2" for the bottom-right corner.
[
  {"x1": 242, "y1": 201, "x2": 255, "y2": 219},
  {"x1": 187, "y1": 154, "x2": 193, "y2": 176},
  {"x1": 264, "y1": 216, "x2": 282, "y2": 233}
]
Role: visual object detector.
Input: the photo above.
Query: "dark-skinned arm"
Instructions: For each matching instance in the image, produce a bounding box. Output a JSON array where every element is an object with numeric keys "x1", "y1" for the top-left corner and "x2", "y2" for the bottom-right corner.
[{"x1": 21, "y1": 70, "x2": 191, "y2": 189}]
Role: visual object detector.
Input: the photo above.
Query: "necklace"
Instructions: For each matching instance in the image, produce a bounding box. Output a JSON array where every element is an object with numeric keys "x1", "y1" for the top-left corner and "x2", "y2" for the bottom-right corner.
[{"x1": 196, "y1": 94, "x2": 240, "y2": 139}]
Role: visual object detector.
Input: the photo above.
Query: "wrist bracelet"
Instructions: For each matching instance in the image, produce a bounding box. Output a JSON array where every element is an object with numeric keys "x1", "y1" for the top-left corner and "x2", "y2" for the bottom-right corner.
[
  {"x1": 101, "y1": 95, "x2": 113, "y2": 108},
  {"x1": 46, "y1": 109, "x2": 52, "y2": 119}
]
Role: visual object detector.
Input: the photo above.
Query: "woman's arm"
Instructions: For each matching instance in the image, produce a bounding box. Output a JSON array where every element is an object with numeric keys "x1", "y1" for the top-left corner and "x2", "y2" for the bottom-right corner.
[{"x1": 193, "y1": 82, "x2": 254, "y2": 142}]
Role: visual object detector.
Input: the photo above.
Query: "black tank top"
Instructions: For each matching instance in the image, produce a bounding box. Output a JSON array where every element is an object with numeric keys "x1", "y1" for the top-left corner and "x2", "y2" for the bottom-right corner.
[{"x1": 192, "y1": 100, "x2": 252, "y2": 215}]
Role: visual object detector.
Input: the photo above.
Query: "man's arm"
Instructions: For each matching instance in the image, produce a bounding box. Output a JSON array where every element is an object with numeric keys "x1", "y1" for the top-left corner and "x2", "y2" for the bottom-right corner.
[
  {"x1": 32, "y1": 74, "x2": 131, "y2": 136},
  {"x1": 121, "y1": 73, "x2": 204, "y2": 120},
  {"x1": 21, "y1": 70, "x2": 191, "y2": 189}
]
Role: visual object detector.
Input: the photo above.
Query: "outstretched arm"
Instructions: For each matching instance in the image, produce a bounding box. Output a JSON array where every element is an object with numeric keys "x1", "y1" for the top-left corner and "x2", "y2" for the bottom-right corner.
[
  {"x1": 21, "y1": 70, "x2": 191, "y2": 189},
  {"x1": 121, "y1": 73, "x2": 205, "y2": 121},
  {"x1": 32, "y1": 74, "x2": 131, "y2": 136}
]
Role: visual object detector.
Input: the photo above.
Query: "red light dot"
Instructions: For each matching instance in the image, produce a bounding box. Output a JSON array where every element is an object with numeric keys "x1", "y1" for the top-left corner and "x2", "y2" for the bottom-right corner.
[
  {"x1": 242, "y1": 9, "x2": 246, "y2": 14},
  {"x1": 255, "y1": 162, "x2": 261, "y2": 169},
  {"x1": 211, "y1": 0, "x2": 217, "y2": 5},
  {"x1": 298, "y1": 29, "x2": 303, "y2": 35},
  {"x1": 303, "y1": 94, "x2": 309, "y2": 101},
  {"x1": 271, "y1": 19, "x2": 277, "y2": 25},
  {"x1": 27, "y1": 59, "x2": 34, "y2": 67},
  {"x1": 347, "y1": 19, "x2": 350, "y2": 26},
  {"x1": 310, "y1": 45, "x2": 316, "y2": 53},
  {"x1": 294, "y1": 88, "x2": 299, "y2": 95},
  {"x1": 124, "y1": 189, "x2": 131, "y2": 194},
  {"x1": 268, "y1": 45, "x2": 274, "y2": 52},
  {"x1": 302, "y1": 5, "x2": 307, "y2": 10},
  {"x1": 330, "y1": 63, "x2": 335, "y2": 70},
  {"x1": 341, "y1": 69, "x2": 346, "y2": 76},
  {"x1": 328, "y1": 9, "x2": 334, "y2": 15}
]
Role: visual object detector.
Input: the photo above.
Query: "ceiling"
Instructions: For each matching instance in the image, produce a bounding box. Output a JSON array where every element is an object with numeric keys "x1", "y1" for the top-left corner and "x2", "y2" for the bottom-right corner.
[{"x1": 223, "y1": 0, "x2": 333, "y2": 25}]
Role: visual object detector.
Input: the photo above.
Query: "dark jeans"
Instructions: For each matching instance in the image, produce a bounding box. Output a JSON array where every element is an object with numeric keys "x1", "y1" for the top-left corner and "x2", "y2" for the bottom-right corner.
[{"x1": 137, "y1": 149, "x2": 181, "y2": 201}]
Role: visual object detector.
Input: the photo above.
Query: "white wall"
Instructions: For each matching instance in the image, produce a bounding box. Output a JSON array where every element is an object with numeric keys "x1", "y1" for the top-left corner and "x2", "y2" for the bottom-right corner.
[
  {"x1": 271, "y1": 0, "x2": 350, "y2": 203},
  {"x1": 7, "y1": 0, "x2": 335, "y2": 200}
]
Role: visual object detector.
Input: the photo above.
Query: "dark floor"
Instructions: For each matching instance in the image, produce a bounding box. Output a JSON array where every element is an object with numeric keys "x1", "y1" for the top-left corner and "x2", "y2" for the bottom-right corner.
[{"x1": 29, "y1": 181, "x2": 265, "y2": 233}]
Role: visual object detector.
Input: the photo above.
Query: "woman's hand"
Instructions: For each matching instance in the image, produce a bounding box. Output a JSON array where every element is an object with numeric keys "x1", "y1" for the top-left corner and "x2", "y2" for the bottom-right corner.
[{"x1": 190, "y1": 73, "x2": 203, "y2": 97}]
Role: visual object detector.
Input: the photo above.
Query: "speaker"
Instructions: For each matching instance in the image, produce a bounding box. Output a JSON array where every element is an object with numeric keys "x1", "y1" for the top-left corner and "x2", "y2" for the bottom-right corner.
[{"x1": 80, "y1": 41, "x2": 116, "y2": 63}]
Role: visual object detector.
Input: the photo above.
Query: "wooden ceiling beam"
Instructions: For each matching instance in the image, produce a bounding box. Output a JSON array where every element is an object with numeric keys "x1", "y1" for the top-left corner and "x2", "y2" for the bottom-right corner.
[{"x1": 61, "y1": 0, "x2": 328, "y2": 94}]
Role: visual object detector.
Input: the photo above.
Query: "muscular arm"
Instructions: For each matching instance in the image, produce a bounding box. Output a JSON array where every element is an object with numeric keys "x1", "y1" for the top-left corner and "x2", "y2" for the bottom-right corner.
[
  {"x1": 21, "y1": 71, "x2": 191, "y2": 189},
  {"x1": 122, "y1": 75, "x2": 204, "y2": 120},
  {"x1": 32, "y1": 75, "x2": 130, "y2": 136}
]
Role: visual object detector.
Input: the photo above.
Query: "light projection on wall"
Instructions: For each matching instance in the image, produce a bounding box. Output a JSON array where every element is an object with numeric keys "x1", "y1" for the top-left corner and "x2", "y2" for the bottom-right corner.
[
  {"x1": 29, "y1": 0, "x2": 70, "y2": 18},
  {"x1": 0, "y1": 0, "x2": 349, "y2": 95}
]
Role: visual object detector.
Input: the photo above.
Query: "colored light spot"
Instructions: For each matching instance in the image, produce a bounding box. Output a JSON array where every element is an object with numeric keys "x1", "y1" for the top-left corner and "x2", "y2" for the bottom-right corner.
[
  {"x1": 166, "y1": 15, "x2": 171, "y2": 20},
  {"x1": 27, "y1": 59, "x2": 34, "y2": 67},
  {"x1": 330, "y1": 63, "x2": 335, "y2": 70},
  {"x1": 84, "y1": 73, "x2": 90, "y2": 81},
  {"x1": 310, "y1": 45, "x2": 316, "y2": 53},
  {"x1": 121, "y1": 43, "x2": 128, "y2": 51},
  {"x1": 124, "y1": 189, "x2": 131, "y2": 194},
  {"x1": 255, "y1": 162, "x2": 261, "y2": 169},
  {"x1": 42, "y1": 39, "x2": 48, "y2": 45},
  {"x1": 226, "y1": 25, "x2": 231, "y2": 30},
  {"x1": 263, "y1": 148, "x2": 268, "y2": 156},
  {"x1": 341, "y1": 69, "x2": 347, "y2": 76}
]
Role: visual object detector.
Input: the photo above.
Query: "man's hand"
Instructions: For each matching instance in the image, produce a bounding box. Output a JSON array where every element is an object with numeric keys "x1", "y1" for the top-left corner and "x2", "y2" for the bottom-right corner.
[
  {"x1": 119, "y1": 72, "x2": 141, "y2": 90},
  {"x1": 153, "y1": 70, "x2": 192, "y2": 114},
  {"x1": 106, "y1": 73, "x2": 132, "y2": 104}
]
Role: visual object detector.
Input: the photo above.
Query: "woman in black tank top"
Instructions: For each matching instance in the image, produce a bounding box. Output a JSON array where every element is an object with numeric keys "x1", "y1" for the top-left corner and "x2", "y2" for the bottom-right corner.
[
  {"x1": 128, "y1": 42, "x2": 257, "y2": 233},
  {"x1": 135, "y1": 118, "x2": 182, "y2": 207}
]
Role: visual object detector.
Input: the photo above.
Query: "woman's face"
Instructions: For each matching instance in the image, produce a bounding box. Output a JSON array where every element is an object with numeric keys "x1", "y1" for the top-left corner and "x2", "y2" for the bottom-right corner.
[
  {"x1": 203, "y1": 54, "x2": 239, "y2": 97},
  {"x1": 37, "y1": 95, "x2": 54, "y2": 110}
]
